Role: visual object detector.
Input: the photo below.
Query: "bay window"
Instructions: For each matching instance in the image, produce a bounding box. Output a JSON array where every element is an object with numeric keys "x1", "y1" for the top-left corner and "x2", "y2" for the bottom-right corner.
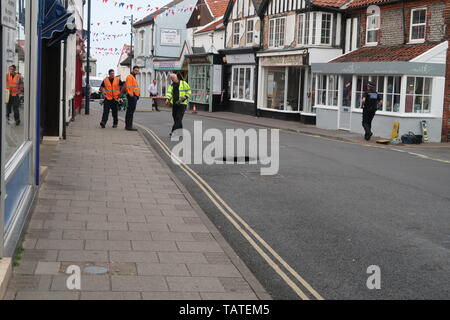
[
  {"x1": 410, "y1": 8, "x2": 427, "y2": 42},
  {"x1": 405, "y1": 77, "x2": 432, "y2": 113},
  {"x1": 231, "y1": 66, "x2": 254, "y2": 102},
  {"x1": 297, "y1": 12, "x2": 335, "y2": 46},
  {"x1": 269, "y1": 17, "x2": 285, "y2": 48}
]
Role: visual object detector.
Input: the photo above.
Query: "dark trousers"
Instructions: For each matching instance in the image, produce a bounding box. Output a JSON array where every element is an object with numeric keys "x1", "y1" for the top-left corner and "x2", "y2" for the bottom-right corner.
[
  {"x1": 171, "y1": 104, "x2": 186, "y2": 133},
  {"x1": 126, "y1": 95, "x2": 138, "y2": 128},
  {"x1": 7, "y1": 95, "x2": 20, "y2": 122},
  {"x1": 150, "y1": 94, "x2": 159, "y2": 110},
  {"x1": 362, "y1": 107, "x2": 377, "y2": 136},
  {"x1": 101, "y1": 99, "x2": 118, "y2": 125}
]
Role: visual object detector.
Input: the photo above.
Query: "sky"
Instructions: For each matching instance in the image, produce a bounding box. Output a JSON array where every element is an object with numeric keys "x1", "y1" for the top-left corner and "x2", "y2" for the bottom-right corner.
[{"x1": 84, "y1": 0, "x2": 167, "y2": 78}]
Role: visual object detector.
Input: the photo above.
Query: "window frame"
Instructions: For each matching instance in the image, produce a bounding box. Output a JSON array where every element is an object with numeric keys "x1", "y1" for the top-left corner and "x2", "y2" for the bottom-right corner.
[
  {"x1": 268, "y1": 17, "x2": 286, "y2": 48},
  {"x1": 409, "y1": 7, "x2": 427, "y2": 43},
  {"x1": 233, "y1": 21, "x2": 240, "y2": 46},
  {"x1": 319, "y1": 12, "x2": 333, "y2": 45},
  {"x1": 365, "y1": 13, "x2": 379, "y2": 46},
  {"x1": 405, "y1": 76, "x2": 432, "y2": 113},
  {"x1": 246, "y1": 19, "x2": 254, "y2": 44},
  {"x1": 231, "y1": 65, "x2": 254, "y2": 103}
]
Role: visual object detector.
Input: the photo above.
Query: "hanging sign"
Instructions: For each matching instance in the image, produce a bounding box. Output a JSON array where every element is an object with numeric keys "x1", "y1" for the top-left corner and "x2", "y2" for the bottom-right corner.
[{"x1": 1, "y1": 0, "x2": 16, "y2": 28}]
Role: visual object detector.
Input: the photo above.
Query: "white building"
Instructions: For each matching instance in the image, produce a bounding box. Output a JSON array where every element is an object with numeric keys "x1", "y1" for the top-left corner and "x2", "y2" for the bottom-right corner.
[{"x1": 117, "y1": 44, "x2": 133, "y2": 79}]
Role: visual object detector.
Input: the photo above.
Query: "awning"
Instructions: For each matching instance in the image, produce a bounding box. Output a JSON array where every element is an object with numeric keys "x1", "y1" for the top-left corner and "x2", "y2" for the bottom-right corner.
[{"x1": 41, "y1": 0, "x2": 76, "y2": 46}]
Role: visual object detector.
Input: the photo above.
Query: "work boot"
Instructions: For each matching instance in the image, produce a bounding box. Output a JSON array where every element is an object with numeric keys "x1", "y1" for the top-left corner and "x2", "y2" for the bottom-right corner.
[
  {"x1": 125, "y1": 127, "x2": 137, "y2": 131},
  {"x1": 100, "y1": 122, "x2": 105, "y2": 129}
]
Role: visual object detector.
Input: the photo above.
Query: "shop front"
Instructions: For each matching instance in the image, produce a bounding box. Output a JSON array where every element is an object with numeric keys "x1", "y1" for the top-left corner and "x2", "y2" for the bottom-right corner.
[
  {"x1": 186, "y1": 53, "x2": 224, "y2": 112},
  {"x1": 256, "y1": 50, "x2": 315, "y2": 123},
  {"x1": 220, "y1": 48, "x2": 258, "y2": 116},
  {"x1": 311, "y1": 43, "x2": 448, "y2": 142},
  {"x1": 1, "y1": 0, "x2": 39, "y2": 257}
]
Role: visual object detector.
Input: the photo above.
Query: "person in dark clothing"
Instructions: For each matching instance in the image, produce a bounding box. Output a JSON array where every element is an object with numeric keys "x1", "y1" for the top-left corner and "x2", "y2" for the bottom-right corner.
[
  {"x1": 125, "y1": 66, "x2": 141, "y2": 131},
  {"x1": 100, "y1": 69, "x2": 125, "y2": 128},
  {"x1": 165, "y1": 74, "x2": 191, "y2": 137},
  {"x1": 362, "y1": 81, "x2": 382, "y2": 141}
]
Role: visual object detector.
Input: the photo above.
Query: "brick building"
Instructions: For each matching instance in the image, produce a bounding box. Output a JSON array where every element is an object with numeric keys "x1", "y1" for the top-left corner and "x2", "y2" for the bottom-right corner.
[{"x1": 311, "y1": 0, "x2": 448, "y2": 142}]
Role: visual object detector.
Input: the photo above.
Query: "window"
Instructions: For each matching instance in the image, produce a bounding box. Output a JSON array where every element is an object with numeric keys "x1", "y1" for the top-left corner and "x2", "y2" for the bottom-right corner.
[
  {"x1": 410, "y1": 8, "x2": 427, "y2": 42},
  {"x1": 315, "y1": 74, "x2": 339, "y2": 107},
  {"x1": 405, "y1": 77, "x2": 432, "y2": 113},
  {"x1": 345, "y1": 17, "x2": 360, "y2": 53},
  {"x1": 366, "y1": 13, "x2": 379, "y2": 45},
  {"x1": 233, "y1": 22, "x2": 240, "y2": 46},
  {"x1": 298, "y1": 12, "x2": 334, "y2": 46},
  {"x1": 355, "y1": 76, "x2": 369, "y2": 109},
  {"x1": 269, "y1": 17, "x2": 285, "y2": 48},
  {"x1": 266, "y1": 67, "x2": 285, "y2": 109},
  {"x1": 190, "y1": 65, "x2": 210, "y2": 104},
  {"x1": 385, "y1": 76, "x2": 401, "y2": 112},
  {"x1": 297, "y1": 14, "x2": 305, "y2": 45},
  {"x1": 231, "y1": 66, "x2": 254, "y2": 102},
  {"x1": 140, "y1": 31, "x2": 145, "y2": 54},
  {"x1": 247, "y1": 20, "x2": 254, "y2": 44},
  {"x1": 320, "y1": 13, "x2": 332, "y2": 45}
]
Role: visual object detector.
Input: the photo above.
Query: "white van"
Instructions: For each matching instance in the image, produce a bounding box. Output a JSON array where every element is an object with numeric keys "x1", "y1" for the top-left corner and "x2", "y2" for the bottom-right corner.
[{"x1": 82, "y1": 76, "x2": 104, "y2": 99}]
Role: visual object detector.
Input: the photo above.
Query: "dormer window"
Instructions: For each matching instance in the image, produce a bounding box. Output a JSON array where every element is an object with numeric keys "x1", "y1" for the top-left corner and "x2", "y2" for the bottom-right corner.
[
  {"x1": 410, "y1": 8, "x2": 427, "y2": 43},
  {"x1": 366, "y1": 11, "x2": 379, "y2": 45},
  {"x1": 233, "y1": 22, "x2": 240, "y2": 46}
]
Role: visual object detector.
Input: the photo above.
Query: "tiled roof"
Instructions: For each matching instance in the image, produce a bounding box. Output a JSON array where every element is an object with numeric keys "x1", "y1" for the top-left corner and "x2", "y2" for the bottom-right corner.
[
  {"x1": 331, "y1": 43, "x2": 438, "y2": 63},
  {"x1": 205, "y1": 0, "x2": 228, "y2": 18},
  {"x1": 195, "y1": 18, "x2": 225, "y2": 33},
  {"x1": 312, "y1": 0, "x2": 350, "y2": 8},
  {"x1": 347, "y1": 0, "x2": 395, "y2": 8}
]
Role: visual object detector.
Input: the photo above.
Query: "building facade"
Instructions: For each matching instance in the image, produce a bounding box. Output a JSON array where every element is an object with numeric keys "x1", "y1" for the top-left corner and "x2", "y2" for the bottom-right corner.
[
  {"x1": 219, "y1": 0, "x2": 263, "y2": 116},
  {"x1": 132, "y1": 0, "x2": 198, "y2": 98},
  {"x1": 311, "y1": 0, "x2": 448, "y2": 142}
]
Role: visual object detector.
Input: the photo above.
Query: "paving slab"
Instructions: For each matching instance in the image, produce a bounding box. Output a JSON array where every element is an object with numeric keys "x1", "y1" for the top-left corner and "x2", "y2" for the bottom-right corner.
[{"x1": 5, "y1": 108, "x2": 268, "y2": 300}]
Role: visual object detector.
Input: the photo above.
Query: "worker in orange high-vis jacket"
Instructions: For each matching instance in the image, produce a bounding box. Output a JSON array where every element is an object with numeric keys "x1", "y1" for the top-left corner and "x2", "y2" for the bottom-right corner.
[
  {"x1": 124, "y1": 66, "x2": 141, "y2": 131},
  {"x1": 6, "y1": 65, "x2": 23, "y2": 126},
  {"x1": 100, "y1": 69, "x2": 125, "y2": 128}
]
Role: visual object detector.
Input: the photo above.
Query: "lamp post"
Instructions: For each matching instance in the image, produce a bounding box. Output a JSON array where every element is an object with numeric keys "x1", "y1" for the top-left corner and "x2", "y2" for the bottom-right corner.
[
  {"x1": 122, "y1": 15, "x2": 134, "y2": 73},
  {"x1": 85, "y1": 0, "x2": 91, "y2": 115}
]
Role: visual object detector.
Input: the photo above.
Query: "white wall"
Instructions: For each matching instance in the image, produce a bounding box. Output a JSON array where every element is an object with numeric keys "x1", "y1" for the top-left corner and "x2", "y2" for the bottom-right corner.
[{"x1": 193, "y1": 30, "x2": 225, "y2": 53}]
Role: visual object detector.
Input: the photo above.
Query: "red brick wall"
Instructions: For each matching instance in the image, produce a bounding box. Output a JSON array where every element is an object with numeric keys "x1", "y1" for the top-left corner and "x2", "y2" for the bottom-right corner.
[{"x1": 442, "y1": 1, "x2": 450, "y2": 142}]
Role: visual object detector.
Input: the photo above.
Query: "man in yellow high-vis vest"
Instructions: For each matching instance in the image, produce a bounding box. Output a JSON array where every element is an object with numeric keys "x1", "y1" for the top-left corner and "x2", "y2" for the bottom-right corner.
[{"x1": 165, "y1": 73, "x2": 191, "y2": 137}]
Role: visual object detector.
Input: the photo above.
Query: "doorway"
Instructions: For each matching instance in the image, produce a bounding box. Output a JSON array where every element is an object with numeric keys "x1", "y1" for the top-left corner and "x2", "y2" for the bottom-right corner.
[{"x1": 339, "y1": 75, "x2": 352, "y2": 130}]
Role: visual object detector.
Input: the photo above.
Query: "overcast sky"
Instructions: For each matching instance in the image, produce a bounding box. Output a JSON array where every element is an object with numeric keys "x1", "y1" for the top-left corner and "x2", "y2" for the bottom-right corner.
[{"x1": 84, "y1": 0, "x2": 167, "y2": 78}]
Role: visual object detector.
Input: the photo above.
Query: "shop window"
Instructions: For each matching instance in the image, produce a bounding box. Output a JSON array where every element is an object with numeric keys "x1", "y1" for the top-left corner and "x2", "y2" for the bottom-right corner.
[
  {"x1": 231, "y1": 66, "x2": 254, "y2": 102},
  {"x1": 385, "y1": 76, "x2": 401, "y2": 112},
  {"x1": 247, "y1": 20, "x2": 254, "y2": 44},
  {"x1": 266, "y1": 67, "x2": 285, "y2": 110},
  {"x1": 355, "y1": 76, "x2": 370, "y2": 109},
  {"x1": 342, "y1": 75, "x2": 353, "y2": 108},
  {"x1": 233, "y1": 22, "x2": 240, "y2": 46},
  {"x1": 405, "y1": 77, "x2": 432, "y2": 113},
  {"x1": 4, "y1": 1, "x2": 28, "y2": 163},
  {"x1": 366, "y1": 12, "x2": 379, "y2": 45},
  {"x1": 190, "y1": 65, "x2": 210, "y2": 104},
  {"x1": 269, "y1": 17, "x2": 285, "y2": 48},
  {"x1": 410, "y1": 8, "x2": 427, "y2": 43},
  {"x1": 315, "y1": 74, "x2": 339, "y2": 107},
  {"x1": 286, "y1": 67, "x2": 301, "y2": 111}
]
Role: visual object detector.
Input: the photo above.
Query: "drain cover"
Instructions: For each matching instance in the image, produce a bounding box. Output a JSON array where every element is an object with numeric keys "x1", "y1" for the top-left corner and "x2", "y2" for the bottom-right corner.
[{"x1": 83, "y1": 266, "x2": 108, "y2": 275}]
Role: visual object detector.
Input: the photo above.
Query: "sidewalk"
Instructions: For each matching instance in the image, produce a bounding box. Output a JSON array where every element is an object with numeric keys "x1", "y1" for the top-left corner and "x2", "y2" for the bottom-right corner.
[{"x1": 4, "y1": 108, "x2": 269, "y2": 300}]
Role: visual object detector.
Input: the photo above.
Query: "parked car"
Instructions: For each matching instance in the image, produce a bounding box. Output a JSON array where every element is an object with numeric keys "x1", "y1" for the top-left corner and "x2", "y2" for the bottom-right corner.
[{"x1": 82, "y1": 76, "x2": 104, "y2": 100}]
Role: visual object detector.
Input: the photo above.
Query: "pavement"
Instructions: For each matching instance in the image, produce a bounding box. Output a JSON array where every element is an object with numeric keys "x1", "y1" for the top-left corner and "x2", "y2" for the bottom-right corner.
[
  {"x1": 128, "y1": 104, "x2": 450, "y2": 300},
  {"x1": 3, "y1": 108, "x2": 269, "y2": 300}
]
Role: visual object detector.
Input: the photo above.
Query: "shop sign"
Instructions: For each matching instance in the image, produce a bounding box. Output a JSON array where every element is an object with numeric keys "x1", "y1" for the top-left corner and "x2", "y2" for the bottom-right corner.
[
  {"x1": 260, "y1": 54, "x2": 306, "y2": 67},
  {"x1": 160, "y1": 29, "x2": 181, "y2": 46},
  {"x1": 154, "y1": 60, "x2": 182, "y2": 70},
  {"x1": 226, "y1": 54, "x2": 255, "y2": 64},
  {"x1": 1, "y1": 0, "x2": 16, "y2": 29}
]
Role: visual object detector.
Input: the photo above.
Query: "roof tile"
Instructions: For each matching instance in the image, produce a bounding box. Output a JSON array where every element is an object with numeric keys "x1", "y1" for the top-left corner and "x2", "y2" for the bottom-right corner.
[
  {"x1": 206, "y1": 0, "x2": 229, "y2": 18},
  {"x1": 331, "y1": 43, "x2": 438, "y2": 63}
]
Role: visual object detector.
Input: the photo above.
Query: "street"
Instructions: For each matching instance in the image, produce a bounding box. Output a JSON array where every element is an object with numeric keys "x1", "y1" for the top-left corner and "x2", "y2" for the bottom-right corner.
[{"x1": 120, "y1": 103, "x2": 450, "y2": 300}]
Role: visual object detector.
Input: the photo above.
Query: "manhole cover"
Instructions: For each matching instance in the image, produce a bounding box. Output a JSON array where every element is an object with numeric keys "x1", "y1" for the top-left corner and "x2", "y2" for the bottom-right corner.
[{"x1": 83, "y1": 266, "x2": 108, "y2": 275}]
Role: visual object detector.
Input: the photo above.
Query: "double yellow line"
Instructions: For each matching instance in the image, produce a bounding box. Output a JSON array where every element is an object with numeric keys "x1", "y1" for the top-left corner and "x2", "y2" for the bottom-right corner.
[{"x1": 137, "y1": 124, "x2": 324, "y2": 300}]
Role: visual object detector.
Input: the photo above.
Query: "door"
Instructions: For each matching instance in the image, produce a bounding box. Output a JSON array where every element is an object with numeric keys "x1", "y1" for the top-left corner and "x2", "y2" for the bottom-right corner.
[{"x1": 339, "y1": 75, "x2": 352, "y2": 130}]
